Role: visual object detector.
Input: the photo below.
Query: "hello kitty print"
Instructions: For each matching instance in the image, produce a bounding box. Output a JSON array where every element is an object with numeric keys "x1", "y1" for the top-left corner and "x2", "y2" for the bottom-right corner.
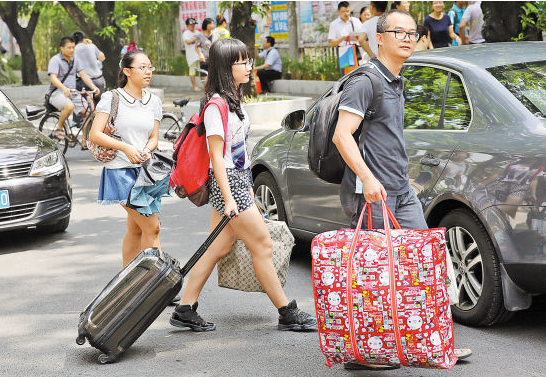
[{"x1": 311, "y1": 227, "x2": 457, "y2": 369}]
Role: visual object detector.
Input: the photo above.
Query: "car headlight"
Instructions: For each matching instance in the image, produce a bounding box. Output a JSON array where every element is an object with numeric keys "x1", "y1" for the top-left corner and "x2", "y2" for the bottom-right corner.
[{"x1": 30, "y1": 151, "x2": 64, "y2": 176}]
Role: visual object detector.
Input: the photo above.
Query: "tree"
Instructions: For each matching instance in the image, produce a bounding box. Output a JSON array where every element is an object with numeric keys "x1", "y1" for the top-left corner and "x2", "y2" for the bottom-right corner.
[
  {"x1": 287, "y1": 1, "x2": 299, "y2": 61},
  {"x1": 0, "y1": 2, "x2": 40, "y2": 85},
  {"x1": 60, "y1": 1, "x2": 131, "y2": 88},
  {"x1": 482, "y1": 1, "x2": 542, "y2": 42}
]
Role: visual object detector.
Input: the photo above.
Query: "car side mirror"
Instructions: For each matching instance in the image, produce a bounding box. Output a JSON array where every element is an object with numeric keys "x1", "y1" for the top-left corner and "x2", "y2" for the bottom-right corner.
[{"x1": 282, "y1": 110, "x2": 305, "y2": 131}]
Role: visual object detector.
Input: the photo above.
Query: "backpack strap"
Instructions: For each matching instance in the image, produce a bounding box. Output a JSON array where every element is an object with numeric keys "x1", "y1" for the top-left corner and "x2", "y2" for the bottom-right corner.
[
  {"x1": 199, "y1": 96, "x2": 229, "y2": 157},
  {"x1": 341, "y1": 65, "x2": 384, "y2": 120}
]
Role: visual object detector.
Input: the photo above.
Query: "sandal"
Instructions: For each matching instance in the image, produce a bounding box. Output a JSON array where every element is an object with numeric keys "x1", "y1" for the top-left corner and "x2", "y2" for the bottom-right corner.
[{"x1": 54, "y1": 129, "x2": 65, "y2": 141}]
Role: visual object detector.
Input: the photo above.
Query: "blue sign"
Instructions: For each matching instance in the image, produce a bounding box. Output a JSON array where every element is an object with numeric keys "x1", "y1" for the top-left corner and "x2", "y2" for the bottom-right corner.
[
  {"x1": 300, "y1": 2, "x2": 313, "y2": 24},
  {"x1": 270, "y1": 1, "x2": 289, "y2": 40},
  {"x1": 0, "y1": 190, "x2": 10, "y2": 209}
]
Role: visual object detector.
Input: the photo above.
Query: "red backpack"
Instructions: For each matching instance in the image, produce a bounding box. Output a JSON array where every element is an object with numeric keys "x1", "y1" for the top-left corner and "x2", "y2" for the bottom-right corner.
[{"x1": 169, "y1": 97, "x2": 229, "y2": 207}]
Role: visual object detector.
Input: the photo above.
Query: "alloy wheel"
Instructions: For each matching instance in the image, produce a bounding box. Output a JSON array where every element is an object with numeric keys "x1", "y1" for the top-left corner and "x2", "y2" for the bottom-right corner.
[
  {"x1": 446, "y1": 226, "x2": 484, "y2": 311},
  {"x1": 254, "y1": 184, "x2": 278, "y2": 220}
]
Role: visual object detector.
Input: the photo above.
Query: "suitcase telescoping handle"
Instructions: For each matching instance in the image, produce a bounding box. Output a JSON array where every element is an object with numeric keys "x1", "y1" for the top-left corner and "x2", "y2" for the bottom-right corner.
[{"x1": 179, "y1": 211, "x2": 235, "y2": 277}]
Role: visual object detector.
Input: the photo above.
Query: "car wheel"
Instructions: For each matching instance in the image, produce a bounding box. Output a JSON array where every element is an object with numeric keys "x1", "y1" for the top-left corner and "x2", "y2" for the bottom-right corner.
[
  {"x1": 253, "y1": 171, "x2": 286, "y2": 222},
  {"x1": 439, "y1": 208, "x2": 513, "y2": 326},
  {"x1": 37, "y1": 216, "x2": 70, "y2": 234}
]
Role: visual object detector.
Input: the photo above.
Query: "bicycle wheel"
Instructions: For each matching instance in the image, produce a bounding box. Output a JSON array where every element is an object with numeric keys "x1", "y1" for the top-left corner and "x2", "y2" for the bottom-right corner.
[
  {"x1": 39, "y1": 112, "x2": 69, "y2": 154},
  {"x1": 160, "y1": 114, "x2": 181, "y2": 145}
]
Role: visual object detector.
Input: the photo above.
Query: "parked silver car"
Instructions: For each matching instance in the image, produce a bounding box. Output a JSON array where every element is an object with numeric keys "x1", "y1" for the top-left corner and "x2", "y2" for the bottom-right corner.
[{"x1": 251, "y1": 42, "x2": 546, "y2": 327}]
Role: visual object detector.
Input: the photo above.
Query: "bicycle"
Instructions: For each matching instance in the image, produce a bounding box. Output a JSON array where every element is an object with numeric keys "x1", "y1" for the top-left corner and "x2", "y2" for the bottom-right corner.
[
  {"x1": 27, "y1": 89, "x2": 97, "y2": 154},
  {"x1": 159, "y1": 98, "x2": 190, "y2": 146}
]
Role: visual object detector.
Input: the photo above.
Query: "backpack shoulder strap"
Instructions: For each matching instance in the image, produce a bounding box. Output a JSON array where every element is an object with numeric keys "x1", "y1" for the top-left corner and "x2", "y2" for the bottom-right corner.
[
  {"x1": 200, "y1": 96, "x2": 229, "y2": 157},
  {"x1": 341, "y1": 65, "x2": 384, "y2": 120}
]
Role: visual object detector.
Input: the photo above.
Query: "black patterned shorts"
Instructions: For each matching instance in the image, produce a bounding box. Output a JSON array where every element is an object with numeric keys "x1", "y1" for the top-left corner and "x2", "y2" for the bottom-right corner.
[{"x1": 209, "y1": 168, "x2": 254, "y2": 215}]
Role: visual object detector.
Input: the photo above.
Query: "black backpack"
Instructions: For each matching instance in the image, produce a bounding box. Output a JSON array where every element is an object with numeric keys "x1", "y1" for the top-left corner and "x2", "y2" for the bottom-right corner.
[{"x1": 307, "y1": 65, "x2": 383, "y2": 184}]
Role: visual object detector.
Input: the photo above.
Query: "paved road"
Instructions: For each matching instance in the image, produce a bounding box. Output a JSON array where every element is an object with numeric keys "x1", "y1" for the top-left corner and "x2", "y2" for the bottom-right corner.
[{"x1": 2, "y1": 122, "x2": 546, "y2": 376}]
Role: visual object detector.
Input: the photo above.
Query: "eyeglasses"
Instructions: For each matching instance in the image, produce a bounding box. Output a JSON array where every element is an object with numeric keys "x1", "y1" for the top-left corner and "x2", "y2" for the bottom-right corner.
[
  {"x1": 129, "y1": 66, "x2": 156, "y2": 72},
  {"x1": 383, "y1": 30, "x2": 419, "y2": 42},
  {"x1": 232, "y1": 58, "x2": 254, "y2": 67}
]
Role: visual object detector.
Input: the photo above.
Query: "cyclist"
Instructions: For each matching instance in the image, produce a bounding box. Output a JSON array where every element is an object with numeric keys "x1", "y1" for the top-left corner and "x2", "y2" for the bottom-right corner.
[{"x1": 47, "y1": 36, "x2": 99, "y2": 140}]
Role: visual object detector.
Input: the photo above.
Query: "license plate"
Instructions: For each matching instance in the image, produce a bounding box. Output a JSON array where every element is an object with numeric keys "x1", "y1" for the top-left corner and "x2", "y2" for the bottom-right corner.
[{"x1": 0, "y1": 190, "x2": 9, "y2": 209}]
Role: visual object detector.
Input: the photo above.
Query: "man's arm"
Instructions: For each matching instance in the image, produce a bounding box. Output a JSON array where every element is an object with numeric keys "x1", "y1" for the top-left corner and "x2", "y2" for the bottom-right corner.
[
  {"x1": 329, "y1": 36, "x2": 347, "y2": 47},
  {"x1": 78, "y1": 71, "x2": 99, "y2": 96},
  {"x1": 459, "y1": 19, "x2": 468, "y2": 44},
  {"x1": 448, "y1": 25, "x2": 461, "y2": 45},
  {"x1": 358, "y1": 32, "x2": 375, "y2": 57},
  {"x1": 49, "y1": 73, "x2": 72, "y2": 98},
  {"x1": 255, "y1": 63, "x2": 270, "y2": 70},
  {"x1": 332, "y1": 110, "x2": 386, "y2": 203}
]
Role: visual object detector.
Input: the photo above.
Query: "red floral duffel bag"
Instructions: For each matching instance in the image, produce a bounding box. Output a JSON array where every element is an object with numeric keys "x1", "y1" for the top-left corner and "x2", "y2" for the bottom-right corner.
[{"x1": 311, "y1": 200, "x2": 457, "y2": 369}]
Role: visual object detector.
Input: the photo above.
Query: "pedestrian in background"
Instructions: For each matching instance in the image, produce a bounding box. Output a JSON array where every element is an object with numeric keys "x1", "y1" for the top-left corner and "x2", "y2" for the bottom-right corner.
[
  {"x1": 448, "y1": 1, "x2": 467, "y2": 46},
  {"x1": 424, "y1": 1, "x2": 461, "y2": 48},
  {"x1": 359, "y1": 6, "x2": 372, "y2": 24},
  {"x1": 255, "y1": 36, "x2": 283, "y2": 93},
  {"x1": 216, "y1": 16, "x2": 231, "y2": 39},
  {"x1": 415, "y1": 25, "x2": 431, "y2": 51},
  {"x1": 392, "y1": 1, "x2": 410, "y2": 12},
  {"x1": 329, "y1": 1, "x2": 363, "y2": 72},
  {"x1": 182, "y1": 18, "x2": 201, "y2": 92},
  {"x1": 88, "y1": 51, "x2": 163, "y2": 268},
  {"x1": 72, "y1": 31, "x2": 105, "y2": 97},
  {"x1": 460, "y1": 1, "x2": 485, "y2": 45},
  {"x1": 196, "y1": 17, "x2": 220, "y2": 82},
  {"x1": 357, "y1": 1, "x2": 388, "y2": 59},
  {"x1": 170, "y1": 38, "x2": 316, "y2": 333}
]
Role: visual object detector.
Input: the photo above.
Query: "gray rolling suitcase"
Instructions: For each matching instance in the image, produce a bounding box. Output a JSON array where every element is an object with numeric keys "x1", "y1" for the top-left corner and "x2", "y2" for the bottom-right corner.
[{"x1": 76, "y1": 214, "x2": 232, "y2": 364}]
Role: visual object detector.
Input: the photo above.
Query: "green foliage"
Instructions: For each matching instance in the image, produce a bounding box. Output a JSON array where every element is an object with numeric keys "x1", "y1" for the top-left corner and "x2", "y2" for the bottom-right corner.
[
  {"x1": 282, "y1": 54, "x2": 339, "y2": 81},
  {"x1": 164, "y1": 55, "x2": 189, "y2": 76},
  {"x1": 7, "y1": 55, "x2": 21, "y2": 70},
  {"x1": 515, "y1": 2, "x2": 546, "y2": 41},
  {"x1": 219, "y1": 1, "x2": 271, "y2": 17},
  {"x1": 244, "y1": 95, "x2": 287, "y2": 103}
]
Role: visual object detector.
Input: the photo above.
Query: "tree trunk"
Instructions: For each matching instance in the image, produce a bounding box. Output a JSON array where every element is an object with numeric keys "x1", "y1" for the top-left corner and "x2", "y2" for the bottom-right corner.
[
  {"x1": 230, "y1": 1, "x2": 256, "y2": 97},
  {"x1": 287, "y1": 1, "x2": 299, "y2": 61},
  {"x1": 19, "y1": 36, "x2": 40, "y2": 86},
  {"x1": 482, "y1": 1, "x2": 542, "y2": 42},
  {"x1": 0, "y1": 3, "x2": 40, "y2": 85},
  {"x1": 61, "y1": 1, "x2": 125, "y2": 89}
]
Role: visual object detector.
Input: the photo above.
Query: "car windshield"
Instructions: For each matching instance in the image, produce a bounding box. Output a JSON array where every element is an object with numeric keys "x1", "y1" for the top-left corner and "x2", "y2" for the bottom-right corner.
[
  {"x1": 0, "y1": 91, "x2": 21, "y2": 124},
  {"x1": 487, "y1": 61, "x2": 546, "y2": 119}
]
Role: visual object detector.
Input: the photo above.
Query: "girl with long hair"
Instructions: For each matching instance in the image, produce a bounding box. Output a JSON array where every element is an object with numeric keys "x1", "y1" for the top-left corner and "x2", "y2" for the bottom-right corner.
[
  {"x1": 170, "y1": 38, "x2": 316, "y2": 332},
  {"x1": 89, "y1": 51, "x2": 164, "y2": 267}
]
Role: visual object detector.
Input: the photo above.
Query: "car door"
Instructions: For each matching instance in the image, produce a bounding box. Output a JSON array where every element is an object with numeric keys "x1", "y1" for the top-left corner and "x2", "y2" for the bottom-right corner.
[
  {"x1": 403, "y1": 64, "x2": 471, "y2": 204},
  {"x1": 285, "y1": 99, "x2": 350, "y2": 234}
]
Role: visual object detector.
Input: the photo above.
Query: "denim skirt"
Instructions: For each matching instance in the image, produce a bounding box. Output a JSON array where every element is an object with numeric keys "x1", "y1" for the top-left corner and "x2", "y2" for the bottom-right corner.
[{"x1": 98, "y1": 167, "x2": 140, "y2": 205}]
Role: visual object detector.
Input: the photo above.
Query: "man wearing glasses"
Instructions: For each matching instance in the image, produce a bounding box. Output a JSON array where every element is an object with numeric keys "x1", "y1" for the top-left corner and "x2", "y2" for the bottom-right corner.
[
  {"x1": 332, "y1": 9, "x2": 472, "y2": 370},
  {"x1": 254, "y1": 36, "x2": 282, "y2": 94}
]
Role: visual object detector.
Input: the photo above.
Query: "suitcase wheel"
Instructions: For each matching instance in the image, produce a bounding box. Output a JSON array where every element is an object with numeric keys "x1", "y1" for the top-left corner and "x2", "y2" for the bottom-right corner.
[
  {"x1": 98, "y1": 353, "x2": 116, "y2": 364},
  {"x1": 75, "y1": 335, "x2": 86, "y2": 346}
]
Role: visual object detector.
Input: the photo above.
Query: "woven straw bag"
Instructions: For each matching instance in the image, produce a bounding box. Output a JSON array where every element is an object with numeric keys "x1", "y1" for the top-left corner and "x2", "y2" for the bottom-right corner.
[{"x1": 217, "y1": 219, "x2": 295, "y2": 292}]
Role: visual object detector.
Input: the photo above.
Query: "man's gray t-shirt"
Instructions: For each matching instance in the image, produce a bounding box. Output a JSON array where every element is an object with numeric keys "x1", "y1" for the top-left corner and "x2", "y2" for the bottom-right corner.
[
  {"x1": 47, "y1": 53, "x2": 84, "y2": 94},
  {"x1": 462, "y1": 1, "x2": 484, "y2": 44},
  {"x1": 75, "y1": 43, "x2": 102, "y2": 78},
  {"x1": 338, "y1": 58, "x2": 409, "y2": 214}
]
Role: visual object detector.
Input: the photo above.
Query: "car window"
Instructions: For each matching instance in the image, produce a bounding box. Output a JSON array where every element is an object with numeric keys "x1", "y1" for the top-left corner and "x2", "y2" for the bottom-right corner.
[
  {"x1": 487, "y1": 61, "x2": 546, "y2": 119},
  {"x1": 443, "y1": 74, "x2": 471, "y2": 130},
  {"x1": 0, "y1": 92, "x2": 21, "y2": 124},
  {"x1": 403, "y1": 65, "x2": 448, "y2": 130}
]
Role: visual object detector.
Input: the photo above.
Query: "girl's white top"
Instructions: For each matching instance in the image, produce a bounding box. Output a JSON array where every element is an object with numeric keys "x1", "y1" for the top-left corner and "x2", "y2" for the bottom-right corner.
[
  {"x1": 96, "y1": 88, "x2": 162, "y2": 169},
  {"x1": 203, "y1": 93, "x2": 251, "y2": 170}
]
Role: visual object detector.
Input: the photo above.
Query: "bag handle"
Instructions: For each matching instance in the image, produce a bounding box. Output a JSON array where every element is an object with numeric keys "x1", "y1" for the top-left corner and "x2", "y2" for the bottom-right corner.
[{"x1": 356, "y1": 200, "x2": 401, "y2": 230}]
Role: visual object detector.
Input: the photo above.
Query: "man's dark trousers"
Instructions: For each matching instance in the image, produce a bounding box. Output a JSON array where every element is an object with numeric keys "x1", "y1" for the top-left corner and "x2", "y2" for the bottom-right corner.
[{"x1": 257, "y1": 69, "x2": 281, "y2": 93}]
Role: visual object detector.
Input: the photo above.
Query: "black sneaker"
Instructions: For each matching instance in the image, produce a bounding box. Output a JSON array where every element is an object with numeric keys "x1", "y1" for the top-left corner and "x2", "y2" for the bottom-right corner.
[
  {"x1": 278, "y1": 299, "x2": 317, "y2": 331},
  {"x1": 169, "y1": 302, "x2": 216, "y2": 332}
]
